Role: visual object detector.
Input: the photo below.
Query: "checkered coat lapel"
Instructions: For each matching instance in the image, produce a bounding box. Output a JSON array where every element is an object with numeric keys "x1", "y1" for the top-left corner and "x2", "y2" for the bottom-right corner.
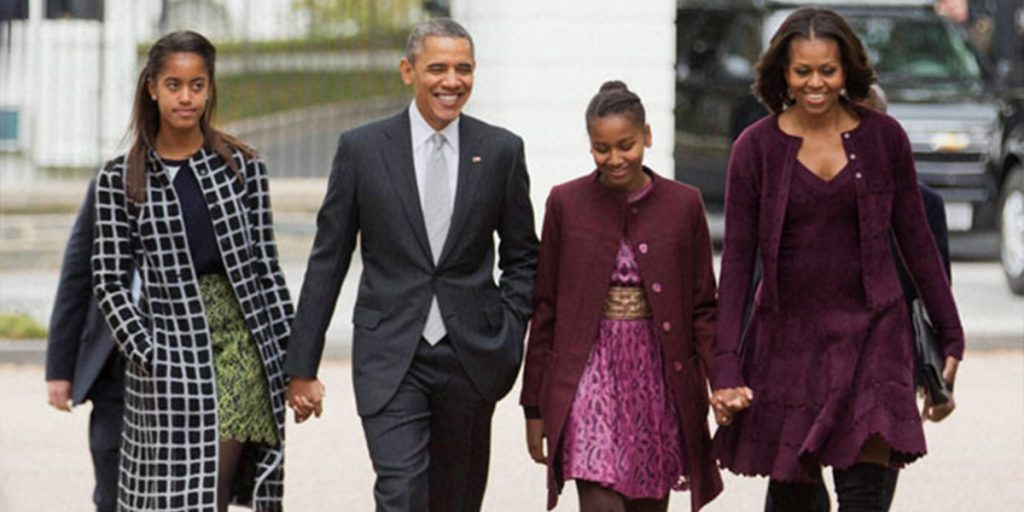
[{"x1": 92, "y1": 147, "x2": 293, "y2": 511}]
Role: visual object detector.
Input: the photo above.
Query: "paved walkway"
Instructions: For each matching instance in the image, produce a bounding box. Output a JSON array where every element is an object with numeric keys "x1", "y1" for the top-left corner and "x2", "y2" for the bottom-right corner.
[
  {"x1": 1, "y1": 183, "x2": 1021, "y2": 510},
  {"x1": 1, "y1": 351, "x2": 1022, "y2": 511}
]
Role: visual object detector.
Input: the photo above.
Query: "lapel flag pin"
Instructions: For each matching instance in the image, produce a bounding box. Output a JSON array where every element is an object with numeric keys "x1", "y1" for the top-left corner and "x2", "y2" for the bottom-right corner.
[{"x1": 472, "y1": 155, "x2": 482, "y2": 163}]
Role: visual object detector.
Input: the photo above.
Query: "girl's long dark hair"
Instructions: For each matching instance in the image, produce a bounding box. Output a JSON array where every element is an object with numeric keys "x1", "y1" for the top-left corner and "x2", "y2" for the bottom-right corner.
[{"x1": 125, "y1": 30, "x2": 253, "y2": 203}]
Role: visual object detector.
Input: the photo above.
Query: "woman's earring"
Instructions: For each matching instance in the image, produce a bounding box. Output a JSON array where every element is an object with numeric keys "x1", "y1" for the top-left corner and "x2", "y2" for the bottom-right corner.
[{"x1": 151, "y1": 95, "x2": 157, "y2": 101}]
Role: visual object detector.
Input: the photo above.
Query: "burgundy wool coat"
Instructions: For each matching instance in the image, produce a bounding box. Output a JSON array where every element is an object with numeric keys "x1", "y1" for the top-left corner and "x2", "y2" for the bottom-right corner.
[
  {"x1": 520, "y1": 169, "x2": 723, "y2": 511},
  {"x1": 711, "y1": 106, "x2": 966, "y2": 391}
]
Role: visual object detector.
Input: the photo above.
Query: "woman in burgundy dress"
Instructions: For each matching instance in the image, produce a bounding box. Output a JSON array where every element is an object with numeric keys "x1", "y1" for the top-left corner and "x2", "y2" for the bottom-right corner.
[
  {"x1": 710, "y1": 8, "x2": 964, "y2": 512},
  {"x1": 520, "y1": 81, "x2": 722, "y2": 512}
]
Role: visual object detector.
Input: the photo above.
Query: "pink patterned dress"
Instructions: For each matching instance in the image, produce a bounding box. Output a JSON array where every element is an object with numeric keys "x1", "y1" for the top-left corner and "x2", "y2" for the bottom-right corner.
[{"x1": 560, "y1": 237, "x2": 687, "y2": 499}]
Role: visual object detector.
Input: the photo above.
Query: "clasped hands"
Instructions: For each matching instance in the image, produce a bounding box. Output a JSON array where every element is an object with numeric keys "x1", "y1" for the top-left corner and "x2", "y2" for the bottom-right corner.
[
  {"x1": 286, "y1": 377, "x2": 326, "y2": 423},
  {"x1": 710, "y1": 386, "x2": 754, "y2": 426}
]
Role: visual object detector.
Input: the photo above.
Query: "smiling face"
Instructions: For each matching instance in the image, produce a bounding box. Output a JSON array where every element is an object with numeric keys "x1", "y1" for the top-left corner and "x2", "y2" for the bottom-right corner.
[
  {"x1": 588, "y1": 114, "x2": 652, "y2": 193},
  {"x1": 400, "y1": 36, "x2": 474, "y2": 131},
  {"x1": 785, "y1": 36, "x2": 846, "y2": 116},
  {"x1": 147, "y1": 51, "x2": 209, "y2": 136}
]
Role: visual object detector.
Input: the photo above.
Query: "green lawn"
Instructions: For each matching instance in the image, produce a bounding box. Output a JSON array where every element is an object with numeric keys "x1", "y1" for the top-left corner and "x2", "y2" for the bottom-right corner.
[
  {"x1": 214, "y1": 32, "x2": 407, "y2": 55},
  {"x1": 140, "y1": 31, "x2": 408, "y2": 57},
  {"x1": 0, "y1": 313, "x2": 47, "y2": 339},
  {"x1": 215, "y1": 70, "x2": 408, "y2": 123}
]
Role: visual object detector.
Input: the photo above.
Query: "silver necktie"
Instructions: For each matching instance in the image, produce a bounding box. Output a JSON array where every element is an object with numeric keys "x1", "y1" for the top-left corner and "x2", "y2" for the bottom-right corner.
[{"x1": 422, "y1": 132, "x2": 450, "y2": 344}]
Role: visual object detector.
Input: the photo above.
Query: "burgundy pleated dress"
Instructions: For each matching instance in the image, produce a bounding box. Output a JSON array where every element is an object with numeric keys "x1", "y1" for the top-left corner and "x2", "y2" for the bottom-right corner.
[{"x1": 713, "y1": 161, "x2": 927, "y2": 482}]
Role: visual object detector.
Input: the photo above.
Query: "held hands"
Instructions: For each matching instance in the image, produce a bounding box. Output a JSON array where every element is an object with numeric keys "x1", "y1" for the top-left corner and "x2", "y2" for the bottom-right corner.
[
  {"x1": 46, "y1": 380, "x2": 72, "y2": 412},
  {"x1": 286, "y1": 377, "x2": 325, "y2": 423},
  {"x1": 525, "y1": 418, "x2": 547, "y2": 464},
  {"x1": 923, "y1": 356, "x2": 959, "y2": 423},
  {"x1": 711, "y1": 386, "x2": 754, "y2": 426}
]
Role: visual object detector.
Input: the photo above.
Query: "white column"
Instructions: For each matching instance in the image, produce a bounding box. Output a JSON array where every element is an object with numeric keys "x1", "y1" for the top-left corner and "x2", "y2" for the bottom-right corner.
[
  {"x1": 100, "y1": 0, "x2": 137, "y2": 160},
  {"x1": 450, "y1": 1, "x2": 676, "y2": 216},
  {"x1": 32, "y1": 17, "x2": 102, "y2": 167},
  {"x1": 0, "y1": 0, "x2": 44, "y2": 180}
]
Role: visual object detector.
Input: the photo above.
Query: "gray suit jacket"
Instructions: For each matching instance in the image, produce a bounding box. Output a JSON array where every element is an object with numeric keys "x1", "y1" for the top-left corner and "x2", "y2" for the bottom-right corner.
[
  {"x1": 286, "y1": 110, "x2": 539, "y2": 416},
  {"x1": 45, "y1": 178, "x2": 117, "y2": 405}
]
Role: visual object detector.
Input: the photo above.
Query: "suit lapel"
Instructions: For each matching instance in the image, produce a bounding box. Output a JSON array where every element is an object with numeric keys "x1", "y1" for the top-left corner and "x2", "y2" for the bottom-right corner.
[
  {"x1": 437, "y1": 118, "x2": 486, "y2": 265},
  {"x1": 380, "y1": 112, "x2": 433, "y2": 261}
]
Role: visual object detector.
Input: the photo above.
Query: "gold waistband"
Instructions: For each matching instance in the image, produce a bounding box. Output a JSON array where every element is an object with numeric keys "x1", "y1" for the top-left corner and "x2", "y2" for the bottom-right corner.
[{"x1": 603, "y1": 285, "x2": 651, "y2": 320}]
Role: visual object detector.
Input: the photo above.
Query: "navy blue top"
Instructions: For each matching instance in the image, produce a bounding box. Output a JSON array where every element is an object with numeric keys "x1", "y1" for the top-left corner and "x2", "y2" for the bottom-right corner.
[{"x1": 165, "y1": 156, "x2": 224, "y2": 276}]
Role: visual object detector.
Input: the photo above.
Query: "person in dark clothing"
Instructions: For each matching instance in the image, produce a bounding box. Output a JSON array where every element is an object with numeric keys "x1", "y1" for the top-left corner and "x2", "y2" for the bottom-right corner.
[
  {"x1": 710, "y1": 7, "x2": 964, "y2": 512},
  {"x1": 285, "y1": 18, "x2": 538, "y2": 512},
  {"x1": 759, "y1": 83, "x2": 954, "y2": 512},
  {"x1": 45, "y1": 178, "x2": 124, "y2": 512}
]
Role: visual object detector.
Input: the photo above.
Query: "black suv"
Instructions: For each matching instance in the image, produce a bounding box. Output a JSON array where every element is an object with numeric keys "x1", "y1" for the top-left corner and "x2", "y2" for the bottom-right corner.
[
  {"x1": 997, "y1": 90, "x2": 1024, "y2": 293},
  {"x1": 675, "y1": 1, "x2": 1003, "y2": 238}
]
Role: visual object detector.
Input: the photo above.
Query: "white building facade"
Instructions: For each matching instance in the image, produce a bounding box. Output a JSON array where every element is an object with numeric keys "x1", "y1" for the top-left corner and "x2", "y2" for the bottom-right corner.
[
  {"x1": 1, "y1": 0, "x2": 677, "y2": 187},
  {"x1": 0, "y1": 0, "x2": 311, "y2": 181},
  {"x1": 452, "y1": 0, "x2": 677, "y2": 212},
  {"x1": 1, "y1": 0, "x2": 136, "y2": 176}
]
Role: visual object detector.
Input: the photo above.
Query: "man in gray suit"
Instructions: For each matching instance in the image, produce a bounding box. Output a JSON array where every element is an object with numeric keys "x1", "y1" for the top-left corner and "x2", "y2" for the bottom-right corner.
[
  {"x1": 285, "y1": 18, "x2": 538, "y2": 512},
  {"x1": 45, "y1": 178, "x2": 123, "y2": 512}
]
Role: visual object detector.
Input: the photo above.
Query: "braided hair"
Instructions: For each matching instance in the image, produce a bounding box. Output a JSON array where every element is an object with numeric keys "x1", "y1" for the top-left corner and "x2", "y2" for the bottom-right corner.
[{"x1": 585, "y1": 80, "x2": 646, "y2": 132}]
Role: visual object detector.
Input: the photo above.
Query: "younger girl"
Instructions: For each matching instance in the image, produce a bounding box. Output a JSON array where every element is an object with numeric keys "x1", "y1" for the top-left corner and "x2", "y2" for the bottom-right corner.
[{"x1": 520, "y1": 81, "x2": 722, "y2": 512}]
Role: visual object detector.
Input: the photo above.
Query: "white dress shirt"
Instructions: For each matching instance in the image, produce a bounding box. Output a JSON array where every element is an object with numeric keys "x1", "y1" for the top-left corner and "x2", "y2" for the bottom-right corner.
[{"x1": 409, "y1": 102, "x2": 459, "y2": 214}]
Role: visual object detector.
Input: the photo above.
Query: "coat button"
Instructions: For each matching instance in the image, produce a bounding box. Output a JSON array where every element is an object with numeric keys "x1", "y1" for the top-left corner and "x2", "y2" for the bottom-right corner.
[
  {"x1": 673, "y1": 361, "x2": 684, "y2": 373},
  {"x1": 631, "y1": 206, "x2": 639, "y2": 214},
  {"x1": 855, "y1": 172, "x2": 863, "y2": 179},
  {"x1": 849, "y1": 153, "x2": 857, "y2": 160},
  {"x1": 661, "y1": 321, "x2": 671, "y2": 332},
  {"x1": 638, "y1": 243, "x2": 649, "y2": 254},
  {"x1": 651, "y1": 282, "x2": 662, "y2": 293}
]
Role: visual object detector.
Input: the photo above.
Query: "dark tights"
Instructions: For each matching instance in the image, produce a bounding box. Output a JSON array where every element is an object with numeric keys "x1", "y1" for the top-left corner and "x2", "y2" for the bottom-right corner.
[
  {"x1": 764, "y1": 468, "x2": 899, "y2": 512},
  {"x1": 767, "y1": 480, "x2": 825, "y2": 512},
  {"x1": 767, "y1": 463, "x2": 890, "y2": 512},
  {"x1": 217, "y1": 440, "x2": 244, "y2": 512},
  {"x1": 576, "y1": 480, "x2": 669, "y2": 512}
]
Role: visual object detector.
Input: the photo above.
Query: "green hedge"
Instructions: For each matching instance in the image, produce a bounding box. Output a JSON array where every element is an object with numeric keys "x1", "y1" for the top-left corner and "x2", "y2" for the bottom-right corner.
[
  {"x1": 215, "y1": 70, "x2": 408, "y2": 123},
  {"x1": 0, "y1": 313, "x2": 47, "y2": 339},
  {"x1": 138, "y1": 32, "x2": 407, "y2": 58},
  {"x1": 215, "y1": 32, "x2": 407, "y2": 55}
]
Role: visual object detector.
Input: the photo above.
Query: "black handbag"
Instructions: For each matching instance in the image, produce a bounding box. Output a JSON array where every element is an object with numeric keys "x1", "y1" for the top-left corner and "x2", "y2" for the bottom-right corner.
[{"x1": 910, "y1": 298, "x2": 950, "y2": 405}]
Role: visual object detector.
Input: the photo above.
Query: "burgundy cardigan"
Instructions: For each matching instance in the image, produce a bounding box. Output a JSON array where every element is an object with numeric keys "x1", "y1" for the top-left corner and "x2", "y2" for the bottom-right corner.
[
  {"x1": 711, "y1": 106, "x2": 966, "y2": 391},
  {"x1": 520, "y1": 169, "x2": 722, "y2": 511}
]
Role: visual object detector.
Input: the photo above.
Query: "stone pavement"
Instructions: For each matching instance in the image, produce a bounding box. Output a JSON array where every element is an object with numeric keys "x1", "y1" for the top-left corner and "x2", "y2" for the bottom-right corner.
[
  {"x1": 1, "y1": 351, "x2": 1022, "y2": 511},
  {"x1": 1, "y1": 185, "x2": 1022, "y2": 510}
]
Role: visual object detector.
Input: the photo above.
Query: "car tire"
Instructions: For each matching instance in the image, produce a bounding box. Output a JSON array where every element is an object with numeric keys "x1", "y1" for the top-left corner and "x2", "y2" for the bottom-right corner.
[{"x1": 999, "y1": 166, "x2": 1024, "y2": 295}]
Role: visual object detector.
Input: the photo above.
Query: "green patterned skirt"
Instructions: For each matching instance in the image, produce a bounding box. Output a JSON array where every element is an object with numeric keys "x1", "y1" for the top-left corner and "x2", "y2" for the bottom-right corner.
[{"x1": 199, "y1": 273, "x2": 277, "y2": 445}]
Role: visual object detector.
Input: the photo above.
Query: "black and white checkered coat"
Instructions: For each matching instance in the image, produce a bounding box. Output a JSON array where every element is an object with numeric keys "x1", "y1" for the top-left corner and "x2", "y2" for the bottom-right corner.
[{"x1": 92, "y1": 147, "x2": 293, "y2": 511}]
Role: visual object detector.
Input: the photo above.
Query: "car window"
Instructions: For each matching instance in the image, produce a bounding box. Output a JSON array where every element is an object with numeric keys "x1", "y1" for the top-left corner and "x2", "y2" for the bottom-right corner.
[
  {"x1": 677, "y1": 9, "x2": 707, "y2": 73},
  {"x1": 720, "y1": 14, "x2": 761, "y2": 78},
  {"x1": 847, "y1": 16, "x2": 981, "y2": 82},
  {"x1": 765, "y1": 9, "x2": 981, "y2": 83},
  {"x1": 677, "y1": 10, "x2": 732, "y2": 79}
]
